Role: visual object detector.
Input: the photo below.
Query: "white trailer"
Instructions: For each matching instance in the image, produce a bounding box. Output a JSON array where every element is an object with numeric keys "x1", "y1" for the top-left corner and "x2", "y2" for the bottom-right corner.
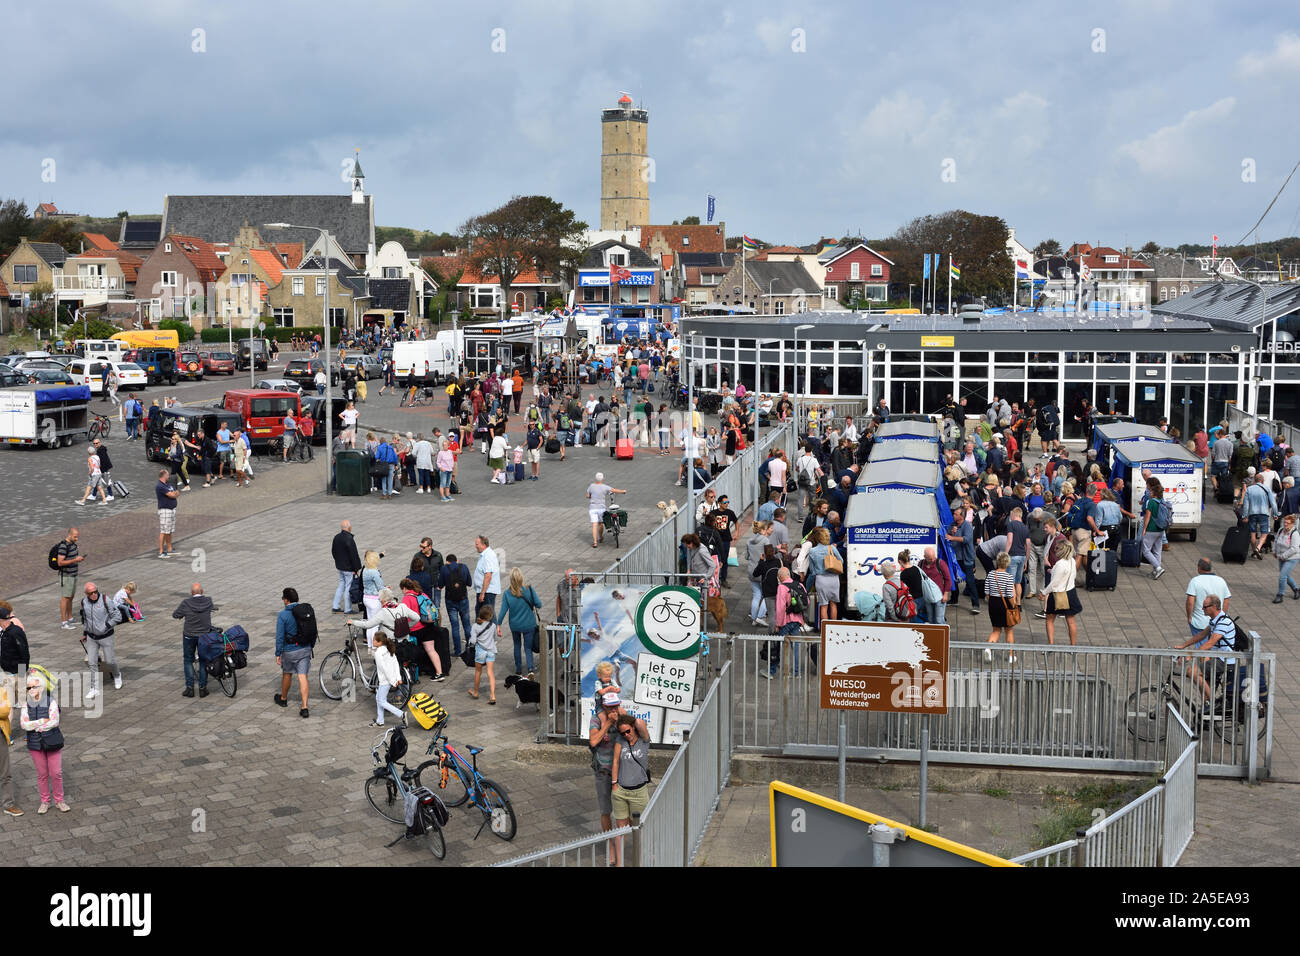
[
  {"x1": 393, "y1": 339, "x2": 457, "y2": 385},
  {"x1": 0, "y1": 384, "x2": 93, "y2": 448}
]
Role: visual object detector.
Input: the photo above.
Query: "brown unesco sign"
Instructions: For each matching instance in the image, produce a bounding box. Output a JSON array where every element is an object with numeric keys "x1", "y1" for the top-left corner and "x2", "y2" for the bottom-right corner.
[{"x1": 819, "y1": 620, "x2": 950, "y2": 713}]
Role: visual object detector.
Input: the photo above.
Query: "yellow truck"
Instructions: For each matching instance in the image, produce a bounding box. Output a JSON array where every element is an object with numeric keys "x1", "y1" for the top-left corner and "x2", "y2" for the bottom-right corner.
[{"x1": 111, "y1": 329, "x2": 181, "y2": 351}]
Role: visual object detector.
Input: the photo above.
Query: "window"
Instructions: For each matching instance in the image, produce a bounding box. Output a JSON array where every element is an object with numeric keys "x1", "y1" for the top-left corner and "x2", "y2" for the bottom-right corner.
[
  {"x1": 383, "y1": 267, "x2": 402, "y2": 278},
  {"x1": 160, "y1": 270, "x2": 178, "y2": 287},
  {"x1": 250, "y1": 396, "x2": 298, "y2": 417},
  {"x1": 636, "y1": 285, "x2": 650, "y2": 304},
  {"x1": 292, "y1": 277, "x2": 304, "y2": 296},
  {"x1": 1160, "y1": 287, "x2": 1169, "y2": 301},
  {"x1": 701, "y1": 273, "x2": 719, "y2": 285},
  {"x1": 164, "y1": 242, "x2": 172, "y2": 253},
  {"x1": 850, "y1": 262, "x2": 860, "y2": 280},
  {"x1": 682, "y1": 236, "x2": 689, "y2": 247},
  {"x1": 13, "y1": 264, "x2": 37, "y2": 283},
  {"x1": 865, "y1": 285, "x2": 887, "y2": 301},
  {"x1": 871, "y1": 263, "x2": 883, "y2": 277},
  {"x1": 824, "y1": 285, "x2": 838, "y2": 300},
  {"x1": 774, "y1": 300, "x2": 785, "y2": 315},
  {"x1": 329, "y1": 307, "x2": 346, "y2": 325},
  {"x1": 273, "y1": 307, "x2": 294, "y2": 327},
  {"x1": 609, "y1": 252, "x2": 626, "y2": 267},
  {"x1": 316, "y1": 277, "x2": 327, "y2": 296},
  {"x1": 583, "y1": 287, "x2": 597, "y2": 302}
]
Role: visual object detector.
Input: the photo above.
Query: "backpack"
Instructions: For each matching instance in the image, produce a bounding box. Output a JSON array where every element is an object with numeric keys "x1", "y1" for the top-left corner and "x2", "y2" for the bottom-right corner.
[
  {"x1": 416, "y1": 592, "x2": 438, "y2": 625},
  {"x1": 48, "y1": 543, "x2": 62, "y2": 572},
  {"x1": 784, "y1": 580, "x2": 808, "y2": 616},
  {"x1": 855, "y1": 591, "x2": 886, "y2": 622},
  {"x1": 393, "y1": 609, "x2": 411, "y2": 640},
  {"x1": 1152, "y1": 498, "x2": 1174, "y2": 531},
  {"x1": 289, "y1": 603, "x2": 318, "y2": 646},
  {"x1": 887, "y1": 581, "x2": 916, "y2": 620},
  {"x1": 1065, "y1": 498, "x2": 1090, "y2": 530},
  {"x1": 443, "y1": 565, "x2": 469, "y2": 603},
  {"x1": 919, "y1": 571, "x2": 943, "y2": 605},
  {"x1": 558, "y1": 413, "x2": 572, "y2": 431},
  {"x1": 1043, "y1": 406, "x2": 1059, "y2": 429}
]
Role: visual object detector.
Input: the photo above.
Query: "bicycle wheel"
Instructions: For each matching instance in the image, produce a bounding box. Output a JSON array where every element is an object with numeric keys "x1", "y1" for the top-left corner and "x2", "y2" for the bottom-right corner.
[
  {"x1": 477, "y1": 778, "x2": 517, "y2": 841},
  {"x1": 266, "y1": 437, "x2": 283, "y2": 458},
  {"x1": 364, "y1": 772, "x2": 405, "y2": 824},
  {"x1": 1124, "y1": 686, "x2": 1170, "y2": 743},
  {"x1": 318, "y1": 651, "x2": 356, "y2": 700},
  {"x1": 101, "y1": 418, "x2": 112, "y2": 439},
  {"x1": 415, "y1": 757, "x2": 470, "y2": 807},
  {"x1": 88, "y1": 420, "x2": 103, "y2": 442},
  {"x1": 420, "y1": 804, "x2": 446, "y2": 860},
  {"x1": 219, "y1": 655, "x2": 237, "y2": 698}
]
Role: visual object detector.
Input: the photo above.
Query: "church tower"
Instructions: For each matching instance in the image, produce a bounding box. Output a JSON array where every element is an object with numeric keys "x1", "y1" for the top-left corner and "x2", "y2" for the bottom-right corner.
[
  {"x1": 351, "y1": 148, "x2": 365, "y2": 205},
  {"x1": 600, "y1": 94, "x2": 649, "y2": 231}
]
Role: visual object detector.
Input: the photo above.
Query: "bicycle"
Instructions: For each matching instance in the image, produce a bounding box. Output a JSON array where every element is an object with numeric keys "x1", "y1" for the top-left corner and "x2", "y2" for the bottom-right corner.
[
  {"x1": 319, "y1": 624, "x2": 413, "y2": 707},
  {"x1": 414, "y1": 724, "x2": 517, "y2": 841},
  {"x1": 601, "y1": 497, "x2": 629, "y2": 549},
  {"x1": 88, "y1": 414, "x2": 112, "y2": 442},
  {"x1": 365, "y1": 727, "x2": 447, "y2": 859},
  {"x1": 1124, "y1": 654, "x2": 1266, "y2": 743},
  {"x1": 198, "y1": 627, "x2": 245, "y2": 698}
]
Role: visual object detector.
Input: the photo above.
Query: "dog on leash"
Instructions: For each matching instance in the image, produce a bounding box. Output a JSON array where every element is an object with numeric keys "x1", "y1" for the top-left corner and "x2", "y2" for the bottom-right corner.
[
  {"x1": 656, "y1": 499, "x2": 679, "y2": 523},
  {"x1": 504, "y1": 673, "x2": 566, "y2": 711}
]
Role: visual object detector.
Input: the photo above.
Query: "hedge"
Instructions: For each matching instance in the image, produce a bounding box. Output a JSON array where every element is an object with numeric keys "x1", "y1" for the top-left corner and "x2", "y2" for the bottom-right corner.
[
  {"x1": 157, "y1": 319, "x2": 195, "y2": 342},
  {"x1": 199, "y1": 326, "x2": 325, "y2": 344}
]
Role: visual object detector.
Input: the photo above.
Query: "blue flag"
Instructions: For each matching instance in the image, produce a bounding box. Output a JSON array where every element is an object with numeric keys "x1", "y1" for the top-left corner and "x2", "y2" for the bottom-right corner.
[
  {"x1": 707, "y1": 195, "x2": 715, "y2": 223},
  {"x1": 922, "y1": 254, "x2": 931, "y2": 280}
]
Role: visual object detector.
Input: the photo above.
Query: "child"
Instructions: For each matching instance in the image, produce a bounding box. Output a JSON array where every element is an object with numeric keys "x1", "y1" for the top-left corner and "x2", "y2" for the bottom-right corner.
[
  {"x1": 370, "y1": 633, "x2": 407, "y2": 728},
  {"x1": 594, "y1": 660, "x2": 617, "y2": 697},
  {"x1": 468, "y1": 605, "x2": 497, "y2": 704}
]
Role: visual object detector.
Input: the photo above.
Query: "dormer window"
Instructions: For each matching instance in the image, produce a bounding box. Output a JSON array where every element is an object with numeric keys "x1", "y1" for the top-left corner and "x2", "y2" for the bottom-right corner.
[
  {"x1": 609, "y1": 252, "x2": 626, "y2": 267},
  {"x1": 165, "y1": 242, "x2": 172, "y2": 253},
  {"x1": 682, "y1": 236, "x2": 690, "y2": 247}
]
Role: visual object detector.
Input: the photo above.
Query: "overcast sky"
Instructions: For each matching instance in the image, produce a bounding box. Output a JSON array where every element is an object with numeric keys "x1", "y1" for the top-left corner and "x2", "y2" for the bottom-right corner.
[{"x1": 6, "y1": 1, "x2": 1299, "y2": 249}]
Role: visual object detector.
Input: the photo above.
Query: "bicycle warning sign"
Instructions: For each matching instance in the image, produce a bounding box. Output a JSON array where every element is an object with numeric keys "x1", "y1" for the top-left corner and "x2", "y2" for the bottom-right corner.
[{"x1": 635, "y1": 585, "x2": 703, "y2": 660}]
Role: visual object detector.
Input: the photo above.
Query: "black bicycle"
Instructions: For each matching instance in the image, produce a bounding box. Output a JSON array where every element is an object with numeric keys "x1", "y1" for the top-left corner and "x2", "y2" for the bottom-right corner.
[{"x1": 1125, "y1": 656, "x2": 1267, "y2": 743}]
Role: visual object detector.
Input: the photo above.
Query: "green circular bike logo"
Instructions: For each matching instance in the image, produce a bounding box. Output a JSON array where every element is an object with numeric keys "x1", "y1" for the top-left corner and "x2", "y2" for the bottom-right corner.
[{"x1": 635, "y1": 585, "x2": 703, "y2": 660}]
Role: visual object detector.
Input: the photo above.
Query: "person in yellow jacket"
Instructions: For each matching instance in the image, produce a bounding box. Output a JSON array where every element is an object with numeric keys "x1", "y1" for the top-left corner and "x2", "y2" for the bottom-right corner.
[{"x1": 0, "y1": 681, "x2": 22, "y2": 816}]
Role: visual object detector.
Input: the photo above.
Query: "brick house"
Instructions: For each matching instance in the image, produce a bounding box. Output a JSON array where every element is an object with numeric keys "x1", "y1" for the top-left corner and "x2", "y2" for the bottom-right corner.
[
  {"x1": 1, "y1": 237, "x2": 68, "y2": 304},
  {"x1": 711, "y1": 258, "x2": 822, "y2": 314},
  {"x1": 135, "y1": 234, "x2": 225, "y2": 322},
  {"x1": 263, "y1": 255, "x2": 361, "y2": 329},
  {"x1": 819, "y1": 243, "x2": 893, "y2": 303}
]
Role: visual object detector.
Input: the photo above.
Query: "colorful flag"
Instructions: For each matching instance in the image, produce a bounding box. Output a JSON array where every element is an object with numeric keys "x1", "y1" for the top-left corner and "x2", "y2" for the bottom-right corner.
[
  {"x1": 1016, "y1": 258, "x2": 1029, "y2": 279},
  {"x1": 1080, "y1": 261, "x2": 1092, "y2": 282},
  {"x1": 949, "y1": 260, "x2": 961, "y2": 281},
  {"x1": 742, "y1": 235, "x2": 759, "y2": 252},
  {"x1": 707, "y1": 195, "x2": 716, "y2": 224},
  {"x1": 609, "y1": 263, "x2": 632, "y2": 283}
]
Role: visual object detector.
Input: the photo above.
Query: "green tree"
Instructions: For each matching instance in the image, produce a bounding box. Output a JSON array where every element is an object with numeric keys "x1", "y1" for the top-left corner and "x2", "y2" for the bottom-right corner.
[
  {"x1": 1140, "y1": 241, "x2": 1161, "y2": 254},
  {"x1": 32, "y1": 217, "x2": 85, "y2": 253},
  {"x1": 888, "y1": 210, "x2": 1014, "y2": 302},
  {"x1": 681, "y1": 215, "x2": 700, "y2": 225},
  {"x1": 1035, "y1": 238, "x2": 1062, "y2": 257},
  {"x1": 115, "y1": 210, "x2": 129, "y2": 219},
  {"x1": 158, "y1": 319, "x2": 196, "y2": 342},
  {"x1": 0, "y1": 198, "x2": 31, "y2": 260},
  {"x1": 24, "y1": 281, "x2": 54, "y2": 332},
  {"x1": 460, "y1": 196, "x2": 586, "y2": 316}
]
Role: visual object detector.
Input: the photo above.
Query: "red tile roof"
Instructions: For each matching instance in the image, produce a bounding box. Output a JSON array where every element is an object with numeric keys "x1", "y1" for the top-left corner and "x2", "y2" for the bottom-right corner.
[
  {"x1": 637, "y1": 224, "x2": 726, "y2": 255},
  {"x1": 167, "y1": 234, "x2": 225, "y2": 284},
  {"x1": 37, "y1": 203, "x2": 58, "y2": 214},
  {"x1": 248, "y1": 248, "x2": 286, "y2": 286},
  {"x1": 1070, "y1": 244, "x2": 1151, "y2": 272},
  {"x1": 273, "y1": 243, "x2": 304, "y2": 269},
  {"x1": 661, "y1": 252, "x2": 674, "y2": 270},
  {"x1": 69, "y1": 248, "x2": 144, "y2": 283},
  {"x1": 82, "y1": 232, "x2": 119, "y2": 251},
  {"x1": 421, "y1": 255, "x2": 465, "y2": 280},
  {"x1": 459, "y1": 265, "x2": 555, "y2": 286},
  {"x1": 755, "y1": 245, "x2": 806, "y2": 257}
]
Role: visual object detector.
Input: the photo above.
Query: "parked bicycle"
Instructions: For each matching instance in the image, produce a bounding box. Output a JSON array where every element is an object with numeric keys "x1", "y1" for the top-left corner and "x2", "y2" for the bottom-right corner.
[
  {"x1": 88, "y1": 413, "x2": 112, "y2": 442},
  {"x1": 1125, "y1": 654, "x2": 1266, "y2": 744},
  {"x1": 414, "y1": 724, "x2": 517, "y2": 841},
  {"x1": 197, "y1": 625, "x2": 249, "y2": 698},
  {"x1": 319, "y1": 624, "x2": 413, "y2": 707},
  {"x1": 365, "y1": 727, "x2": 447, "y2": 859},
  {"x1": 601, "y1": 496, "x2": 629, "y2": 549}
]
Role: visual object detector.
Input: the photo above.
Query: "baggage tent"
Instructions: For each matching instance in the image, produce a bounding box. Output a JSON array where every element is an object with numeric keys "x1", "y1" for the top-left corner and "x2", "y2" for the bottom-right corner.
[
  {"x1": 846, "y1": 489, "x2": 942, "y2": 601},
  {"x1": 1091, "y1": 421, "x2": 1173, "y2": 458},
  {"x1": 1109, "y1": 438, "x2": 1204, "y2": 534},
  {"x1": 866, "y1": 439, "x2": 941, "y2": 464},
  {"x1": 875, "y1": 419, "x2": 940, "y2": 443},
  {"x1": 856, "y1": 459, "x2": 965, "y2": 585}
]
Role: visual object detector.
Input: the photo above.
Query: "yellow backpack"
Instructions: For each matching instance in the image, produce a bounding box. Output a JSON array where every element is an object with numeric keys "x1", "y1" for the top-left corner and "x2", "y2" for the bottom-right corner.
[{"x1": 407, "y1": 693, "x2": 448, "y2": 731}]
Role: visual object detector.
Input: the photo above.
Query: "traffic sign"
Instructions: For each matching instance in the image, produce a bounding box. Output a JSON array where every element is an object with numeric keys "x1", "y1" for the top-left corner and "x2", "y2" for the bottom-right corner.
[
  {"x1": 819, "y1": 620, "x2": 949, "y2": 713},
  {"x1": 633, "y1": 653, "x2": 697, "y2": 712},
  {"x1": 634, "y1": 585, "x2": 702, "y2": 660}
]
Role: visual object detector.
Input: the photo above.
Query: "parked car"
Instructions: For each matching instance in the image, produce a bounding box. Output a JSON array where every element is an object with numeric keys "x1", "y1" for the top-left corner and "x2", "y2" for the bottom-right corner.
[
  {"x1": 27, "y1": 369, "x2": 75, "y2": 385},
  {"x1": 202, "y1": 351, "x2": 236, "y2": 375},
  {"x1": 107, "y1": 361, "x2": 148, "y2": 390},
  {"x1": 66, "y1": 358, "x2": 112, "y2": 393},
  {"x1": 299, "y1": 395, "x2": 348, "y2": 445},
  {"x1": 340, "y1": 353, "x2": 382, "y2": 380},
  {"x1": 255, "y1": 378, "x2": 303, "y2": 394},
  {"x1": 284, "y1": 358, "x2": 338, "y2": 387},
  {"x1": 0, "y1": 368, "x2": 27, "y2": 388},
  {"x1": 176, "y1": 350, "x2": 205, "y2": 381},
  {"x1": 144, "y1": 405, "x2": 244, "y2": 464},
  {"x1": 235, "y1": 338, "x2": 270, "y2": 372},
  {"x1": 132, "y1": 347, "x2": 178, "y2": 386}
]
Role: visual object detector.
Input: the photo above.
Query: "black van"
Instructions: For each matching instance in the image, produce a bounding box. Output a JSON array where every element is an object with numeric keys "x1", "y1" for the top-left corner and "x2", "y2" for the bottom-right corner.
[
  {"x1": 144, "y1": 404, "x2": 243, "y2": 464},
  {"x1": 235, "y1": 338, "x2": 269, "y2": 372}
]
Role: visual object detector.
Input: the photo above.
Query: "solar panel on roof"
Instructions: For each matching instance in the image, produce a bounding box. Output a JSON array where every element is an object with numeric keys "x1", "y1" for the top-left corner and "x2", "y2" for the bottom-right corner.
[{"x1": 124, "y1": 221, "x2": 161, "y2": 242}]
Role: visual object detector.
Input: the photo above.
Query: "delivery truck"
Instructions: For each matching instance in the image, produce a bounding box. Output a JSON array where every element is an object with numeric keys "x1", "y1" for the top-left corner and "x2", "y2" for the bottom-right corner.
[
  {"x1": 0, "y1": 384, "x2": 93, "y2": 448},
  {"x1": 393, "y1": 339, "x2": 458, "y2": 385}
]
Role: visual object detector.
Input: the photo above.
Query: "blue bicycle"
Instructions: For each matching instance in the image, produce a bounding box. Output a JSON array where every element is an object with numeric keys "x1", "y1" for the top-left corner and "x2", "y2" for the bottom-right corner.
[
  {"x1": 365, "y1": 726, "x2": 448, "y2": 859},
  {"x1": 414, "y1": 725, "x2": 517, "y2": 841}
]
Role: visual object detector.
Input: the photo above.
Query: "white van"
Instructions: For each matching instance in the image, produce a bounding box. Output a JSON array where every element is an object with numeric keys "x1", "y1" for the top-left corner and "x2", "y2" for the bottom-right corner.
[
  {"x1": 74, "y1": 339, "x2": 126, "y2": 362},
  {"x1": 67, "y1": 358, "x2": 113, "y2": 393},
  {"x1": 393, "y1": 340, "x2": 457, "y2": 385}
]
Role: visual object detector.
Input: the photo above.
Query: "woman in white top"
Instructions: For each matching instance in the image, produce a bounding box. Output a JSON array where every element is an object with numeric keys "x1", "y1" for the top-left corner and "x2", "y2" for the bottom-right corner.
[
  {"x1": 338, "y1": 402, "x2": 359, "y2": 449},
  {"x1": 1042, "y1": 541, "x2": 1082, "y2": 645},
  {"x1": 369, "y1": 633, "x2": 407, "y2": 727},
  {"x1": 346, "y1": 586, "x2": 420, "y2": 649},
  {"x1": 767, "y1": 452, "x2": 788, "y2": 499},
  {"x1": 983, "y1": 552, "x2": 1020, "y2": 660}
]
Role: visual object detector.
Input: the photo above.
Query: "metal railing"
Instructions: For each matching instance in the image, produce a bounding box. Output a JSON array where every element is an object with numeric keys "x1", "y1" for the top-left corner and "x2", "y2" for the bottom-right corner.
[
  {"x1": 1226, "y1": 405, "x2": 1300, "y2": 456},
  {"x1": 729, "y1": 635, "x2": 1271, "y2": 780},
  {"x1": 1012, "y1": 702, "x2": 1198, "y2": 867},
  {"x1": 499, "y1": 663, "x2": 734, "y2": 868}
]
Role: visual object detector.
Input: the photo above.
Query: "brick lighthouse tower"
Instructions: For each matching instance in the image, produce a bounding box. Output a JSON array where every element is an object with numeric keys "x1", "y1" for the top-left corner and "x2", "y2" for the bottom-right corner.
[{"x1": 600, "y1": 93, "x2": 649, "y2": 232}]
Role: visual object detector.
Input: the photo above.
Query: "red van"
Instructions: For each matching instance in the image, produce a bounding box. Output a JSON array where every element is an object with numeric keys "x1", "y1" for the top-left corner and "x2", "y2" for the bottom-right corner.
[{"x1": 223, "y1": 389, "x2": 300, "y2": 447}]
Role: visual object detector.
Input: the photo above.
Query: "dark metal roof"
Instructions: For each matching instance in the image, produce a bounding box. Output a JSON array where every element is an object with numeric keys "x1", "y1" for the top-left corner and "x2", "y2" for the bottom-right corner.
[
  {"x1": 119, "y1": 219, "x2": 162, "y2": 246},
  {"x1": 161, "y1": 195, "x2": 374, "y2": 254},
  {"x1": 739, "y1": 260, "x2": 818, "y2": 293},
  {"x1": 1150, "y1": 280, "x2": 1300, "y2": 331},
  {"x1": 581, "y1": 240, "x2": 657, "y2": 269},
  {"x1": 28, "y1": 242, "x2": 67, "y2": 267}
]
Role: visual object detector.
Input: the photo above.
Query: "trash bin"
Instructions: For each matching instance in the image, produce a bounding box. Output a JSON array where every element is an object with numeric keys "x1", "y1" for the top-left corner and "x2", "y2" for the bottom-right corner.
[{"x1": 336, "y1": 449, "x2": 369, "y2": 496}]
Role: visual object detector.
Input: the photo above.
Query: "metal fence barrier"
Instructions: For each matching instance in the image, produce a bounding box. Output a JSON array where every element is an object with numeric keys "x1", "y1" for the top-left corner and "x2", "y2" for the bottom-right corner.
[
  {"x1": 1012, "y1": 703, "x2": 1198, "y2": 867},
  {"x1": 729, "y1": 634, "x2": 1272, "y2": 780},
  {"x1": 499, "y1": 663, "x2": 734, "y2": 868},
  {"x1": 1226, "y1": 404, "x2": 1300, "y2": 453}
]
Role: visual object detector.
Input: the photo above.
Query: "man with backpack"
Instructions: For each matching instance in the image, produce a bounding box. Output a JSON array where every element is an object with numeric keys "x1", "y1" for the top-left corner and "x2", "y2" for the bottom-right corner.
[
  {"x1": 1064, "y1": 492, "x2": 1101, "y2": 572},
  {"x1": 880, "y1": 561, "x2": 916, "y2": 622},
  {"x1": 765, "y1": 567, "x2": 807, "y2": 679},
  {"x1": 1176, "y1": 595, "x2": 1238, "y2": 702},
  {"x1": 53, "y1": 527, "x2": 85, "y2": 630},
  {"x1": 1037, "y1": 401, "x2": 1060, "y2": 458},
  {"x1": 438, "y1": 554, "x2": 473, "y2": 656},
  {"x1": 274, "y1": 587, "x2": 316, "y2": 718},
  {"x1": 79, "y1": 581, "x2": 123, "y2": 700}
]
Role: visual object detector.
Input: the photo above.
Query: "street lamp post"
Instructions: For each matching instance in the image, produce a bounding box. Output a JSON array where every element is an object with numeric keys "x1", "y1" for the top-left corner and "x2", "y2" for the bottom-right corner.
[
  {"x1": 267, "y1": 223, "x2": 335, "y2": 494},
  {"x1": 792, "y1": 323, "x2": 814, "y2": 439},
  {"x1": 684, "y1": 331, "x2": 697, "y2": 535}
]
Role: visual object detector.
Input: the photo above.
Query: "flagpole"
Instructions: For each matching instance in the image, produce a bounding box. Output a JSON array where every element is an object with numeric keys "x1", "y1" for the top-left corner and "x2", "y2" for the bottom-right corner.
[
  {"x1": 741, "y1": 237, "x2": 746, "y2": 311},
  {"x1": 947, "y1": 253, "x2": 953, "y2": 315}
]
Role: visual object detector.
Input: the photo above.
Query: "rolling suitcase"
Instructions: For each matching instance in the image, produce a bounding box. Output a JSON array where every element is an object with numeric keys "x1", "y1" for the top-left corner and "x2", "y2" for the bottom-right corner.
[
  {"x1": 1215, "y1": 482, "x2": 1236, "y2": 504},
  {"x1": 111, "y1": 479, "x2": 130, "y2": 498},
  {"x1": 1119, "y1": 538, "x2": 1142, "y2": 568},
  {"x1": 1221, "y1": 523, "x2": 1250, "y2": 564},
  {"x1": 615, "y1": 437, "x2": 635, "y2": 460},
  {"x1": 513, "y1": 461, "x2": 526, "y2": 482},
  {"x1": 1085, "y1": 548, "x2": 1118, "y2": 591}
]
